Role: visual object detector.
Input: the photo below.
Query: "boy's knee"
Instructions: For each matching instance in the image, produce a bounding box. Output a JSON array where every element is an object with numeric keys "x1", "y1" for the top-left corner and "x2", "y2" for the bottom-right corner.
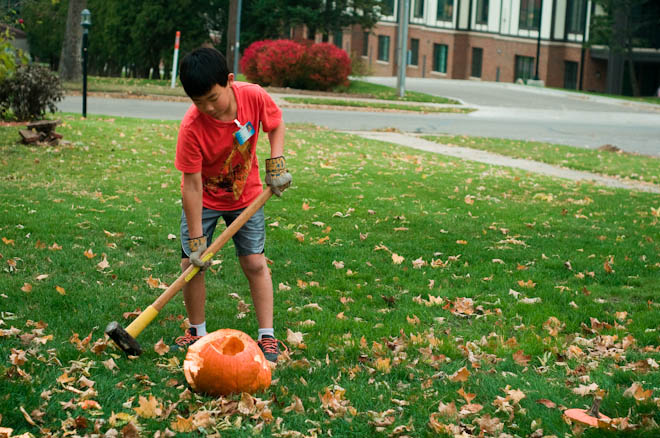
[{"x1": 241, "y1": 256, "x2": 268, "y2": 277}]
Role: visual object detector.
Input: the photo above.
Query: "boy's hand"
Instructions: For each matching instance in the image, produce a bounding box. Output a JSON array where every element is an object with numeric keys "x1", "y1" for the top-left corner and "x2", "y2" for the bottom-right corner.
[
  {"x1": 188, "y1": 236, "x2": 210, "y2": 269},
  {"x1": 265, "y1": 156, "x2": 292, "y2": 197}
]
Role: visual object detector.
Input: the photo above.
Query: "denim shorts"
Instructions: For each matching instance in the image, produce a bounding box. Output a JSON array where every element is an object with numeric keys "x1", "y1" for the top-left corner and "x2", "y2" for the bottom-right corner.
[{"x1": 180, "y1": 206, "x2": 266, "y2": 258}]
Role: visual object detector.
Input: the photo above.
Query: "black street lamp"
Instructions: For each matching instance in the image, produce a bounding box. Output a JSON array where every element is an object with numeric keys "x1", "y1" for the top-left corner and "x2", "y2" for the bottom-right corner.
[
  {"x1": 81, "y1": 9, "x2": 91, "y2": 117},
  {"x1": 534, "y1": 0, "x2": 543, "y2": 81}
]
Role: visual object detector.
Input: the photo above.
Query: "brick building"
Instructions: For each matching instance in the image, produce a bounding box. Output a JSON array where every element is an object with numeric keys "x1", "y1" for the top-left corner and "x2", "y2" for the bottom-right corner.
[{"x1": 336, "y1": 0, "x2": 612, "y2": 92}]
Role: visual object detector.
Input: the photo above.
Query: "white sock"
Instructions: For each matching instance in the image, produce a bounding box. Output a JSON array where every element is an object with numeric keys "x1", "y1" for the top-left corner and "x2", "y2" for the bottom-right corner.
[
  {"x1": 258, "y1": 328, "x2": 274, "y2": 340},
  {"x1": 191, "y1": 321, "x2": 207, "y2": 337}
]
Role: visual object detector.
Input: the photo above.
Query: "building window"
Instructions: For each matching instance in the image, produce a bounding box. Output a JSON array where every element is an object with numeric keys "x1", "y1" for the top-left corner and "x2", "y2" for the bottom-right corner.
[
  {"x1": 437, "y1": 0, "x2": 453, "y2": 21},
  {"x1": 382, "y1": 0, "x2": 395, "y2": 16},
  {"x1": 476, "y1": 0, "x2": 489, "y2": 24},
  {"x1": 378, "y1": 35, "x2": 390, "y2": 62},
  {"x1": 514, "y1": 55, "x2": 535, "y2": 82},
  {"x1": 413, "y1": 0, "x2": 424, "y2": 18},
  {"x1": 433, "y1": 43, "x2": 448, "y2": 73},
  {"x1": 519, "y1": 0, "x2": 542, "y2": 30},
  {"x1": 410, "y1": 38, "x2": 419, "y2": 66},
  {"x1": 471, "y1": 47, "x2": 483, "y2": 78},
  {"x1": 362, "y1": 32, "x2": 369, "y2": 57},
  {"x1": 566, "y1": 0, "x2": 586, "y2": 34},
  {"x1": 564, "y1": 61, "x2": 578, "y2": 89},
  {"x1": 333, "y1": 30, "x2": 343, "y2": 48}
]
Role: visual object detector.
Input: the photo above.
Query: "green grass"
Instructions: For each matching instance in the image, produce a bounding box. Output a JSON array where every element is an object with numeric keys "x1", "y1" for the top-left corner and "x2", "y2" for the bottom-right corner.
[
  {"x1": 282, "y1": 96, "x2": 474, "y2": 113},
  {"x1": 63, "y1": 76, "x2": 189, "y2": 97},
  {"x1": 423, "y1": 134, "x2": 660, "y2": 185},
  {"x1": 338, "y1": 79, "x2": 460, "y2": 104},
  {"x1": 1, "y1": 117, "x2": 659, "y2": 437},
  {"x1": 63, "y1": 76, "x2": 457, "y2": 106}
]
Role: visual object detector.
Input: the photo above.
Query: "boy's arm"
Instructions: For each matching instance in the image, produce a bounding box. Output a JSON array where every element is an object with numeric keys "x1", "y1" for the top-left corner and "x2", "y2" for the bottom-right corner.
[
  {"x1": 267, "y1": 120, "x2": 285, "y2": 158},
  {"x1": 265, "y1": 121, "x2": 291, "y2": 197},
  {"x1": 182, "y1": 172, "x2": 208, "y2": 267}
]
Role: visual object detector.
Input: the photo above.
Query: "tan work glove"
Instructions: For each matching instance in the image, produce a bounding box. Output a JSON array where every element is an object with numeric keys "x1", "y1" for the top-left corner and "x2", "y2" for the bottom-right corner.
[
  {"x1": 188, "y1": 236, "x2": 210, "y2": 270},
  {"x1": 265, "y1": 156, "x2": 292, "y2": 197}
]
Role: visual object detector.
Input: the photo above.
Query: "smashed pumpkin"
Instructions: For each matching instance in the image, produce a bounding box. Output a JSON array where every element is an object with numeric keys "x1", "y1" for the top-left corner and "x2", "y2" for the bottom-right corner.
[{"x1": 183, "y1": 329, "x2": 271, "y2": 396}]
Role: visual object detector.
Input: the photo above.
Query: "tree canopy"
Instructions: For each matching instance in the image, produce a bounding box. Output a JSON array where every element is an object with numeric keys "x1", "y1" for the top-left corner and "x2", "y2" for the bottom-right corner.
[{"x1": 14, "y1": 0, "x2": 384, "y2": 78}]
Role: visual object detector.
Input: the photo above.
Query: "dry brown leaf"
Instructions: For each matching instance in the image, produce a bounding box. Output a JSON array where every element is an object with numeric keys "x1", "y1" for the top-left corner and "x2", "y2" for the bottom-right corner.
[
  {"x1": 133, "y1": 395, "x2": 161, "y2": 419},
  {"x1": 512, "y1": 350, "x2": 531, "y2": 366},
  {"x1": 170, "y1": 415, "x2": 194, "y2": 433},
  {"x1": 536, "y1": 399, "x2": 557, "y2": 409},
  {"x1": 448, "y1": 366, "x2": 470, "y2": 382},
  {"x1": 457, "y1": 387, "x2": 476, "y2": 404},
  {"x1": 154, "y1": 338, "x2": 170, "y2": 355}
]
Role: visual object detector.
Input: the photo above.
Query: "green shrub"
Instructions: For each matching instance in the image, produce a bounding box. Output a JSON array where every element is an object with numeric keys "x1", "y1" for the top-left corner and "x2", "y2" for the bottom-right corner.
[{"x1": 0, "y1": 63, "x2": 63, "y2": 121}]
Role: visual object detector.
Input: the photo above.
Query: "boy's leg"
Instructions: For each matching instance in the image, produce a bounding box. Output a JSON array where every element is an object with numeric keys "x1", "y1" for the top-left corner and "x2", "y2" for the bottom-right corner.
[
  {"x1": 226, "y1": 206, "x2": 283, "y2": 362},
  {"x1": 174, "y1": 207, "x2": 221, "y2": 348},
  {"x1": 181, "y1": 257, "x2": 206, "y2": 325},
  {"x1": 238, "y1": 254, "x2": 273, "y2": 329}
]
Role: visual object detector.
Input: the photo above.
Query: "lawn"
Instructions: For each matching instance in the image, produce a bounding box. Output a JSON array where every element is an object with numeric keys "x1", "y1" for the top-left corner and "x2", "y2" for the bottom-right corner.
[
  {"x1": 0, "y1": 116, "x2": 659, "y2": 437},
  {"x1": 63, "y1": 76, "x2": 459, "y2": 105},
  {"x1": 423, "y1": 134, "x2": 660, "y2": 185},
  {"x1": 282, "y1": 97, "x2": 474, "y2": 114}
]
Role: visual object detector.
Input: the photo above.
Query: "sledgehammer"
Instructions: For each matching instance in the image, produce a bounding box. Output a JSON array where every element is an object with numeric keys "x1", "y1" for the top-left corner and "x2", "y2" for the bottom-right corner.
[{"x1": 105, "y1": 188, "x2": 273, "y2": 356}]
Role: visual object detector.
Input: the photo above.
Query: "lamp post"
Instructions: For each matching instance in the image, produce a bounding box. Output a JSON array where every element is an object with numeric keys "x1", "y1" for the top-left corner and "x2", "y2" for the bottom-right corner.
[
  {"x1": 81, "y1": 9, "x2": 91, "y2": 117},
  {"x1": 534, "y1": 0, "x2": 543, "y2": 80}
]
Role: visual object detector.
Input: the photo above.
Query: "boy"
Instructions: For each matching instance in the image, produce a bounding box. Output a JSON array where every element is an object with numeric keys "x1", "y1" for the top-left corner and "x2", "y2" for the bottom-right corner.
[{"x1": 172, "y1": 47, "x2": 291, "y2": 362}]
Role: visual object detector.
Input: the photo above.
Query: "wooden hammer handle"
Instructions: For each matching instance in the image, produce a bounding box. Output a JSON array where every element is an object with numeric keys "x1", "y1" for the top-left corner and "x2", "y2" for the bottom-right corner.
[{"x1": 124, "y1": 188, "x2": 273, "y2": 338}]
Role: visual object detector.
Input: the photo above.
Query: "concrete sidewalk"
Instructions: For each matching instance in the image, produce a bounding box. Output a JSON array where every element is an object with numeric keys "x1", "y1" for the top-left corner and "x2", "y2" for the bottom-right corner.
[{"x1": 347, "y1": 131, "x2": 660, "y2": 194}]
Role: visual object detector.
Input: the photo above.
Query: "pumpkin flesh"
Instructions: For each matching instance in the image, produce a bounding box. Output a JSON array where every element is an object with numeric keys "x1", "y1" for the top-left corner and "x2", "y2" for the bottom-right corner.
[{"x1": 184, "y1": 329, "x2": 271, "y2": 396}]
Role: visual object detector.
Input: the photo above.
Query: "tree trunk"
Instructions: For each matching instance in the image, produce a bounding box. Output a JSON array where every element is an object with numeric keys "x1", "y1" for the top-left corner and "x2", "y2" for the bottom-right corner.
[
  {"x1": 58, "y1": 0, "x2": 87, "y2": 81},
  {"x1": 625, "y1": 46, "x2": 640, "y2": 97}
]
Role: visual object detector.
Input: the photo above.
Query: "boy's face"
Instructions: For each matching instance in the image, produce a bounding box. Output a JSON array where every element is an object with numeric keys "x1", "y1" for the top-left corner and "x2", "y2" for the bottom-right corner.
[{"x1": 191, "y1": 73, "x2": 235, "y2": 120}]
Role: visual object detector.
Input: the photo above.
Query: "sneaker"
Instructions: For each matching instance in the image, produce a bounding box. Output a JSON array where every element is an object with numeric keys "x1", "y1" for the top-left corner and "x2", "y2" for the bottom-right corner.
[
  {"x1": 170, "y1": 327, "x2": 202, "y2": 352},
  {"x1": 258, "y1": 335, "x2": 287, "y2": 363}
]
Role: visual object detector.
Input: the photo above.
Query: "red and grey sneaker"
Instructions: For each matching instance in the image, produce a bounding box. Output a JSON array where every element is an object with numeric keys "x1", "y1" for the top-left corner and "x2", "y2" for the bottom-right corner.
[
  {"x1": 171, "y1": 327, "x2": 202, "y2": 352},
  {"x1": 257, "y1": 335, "x2": 287, "y2": 363}
]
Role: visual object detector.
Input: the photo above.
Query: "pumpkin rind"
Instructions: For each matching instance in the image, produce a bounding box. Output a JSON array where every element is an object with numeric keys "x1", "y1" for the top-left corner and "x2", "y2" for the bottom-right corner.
[
  {"x1": 564, "y1": 408, "x2": 612, "y2": 428},
  {"x1": 183, "y1": 329, "x2": 271, "y2": 396}
]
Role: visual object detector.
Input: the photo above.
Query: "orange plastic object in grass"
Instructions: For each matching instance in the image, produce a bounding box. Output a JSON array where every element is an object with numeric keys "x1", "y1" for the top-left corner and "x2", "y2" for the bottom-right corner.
[
  {"x1": 564, "y1": 396, "x2": 612, "y2": 429},
  {"x1": 183, "y1": 329, "x2": 271, "y2": 396}
]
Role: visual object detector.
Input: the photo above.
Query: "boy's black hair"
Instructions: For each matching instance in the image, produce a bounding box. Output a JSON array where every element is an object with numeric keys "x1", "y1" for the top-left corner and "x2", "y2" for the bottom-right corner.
[{"x1": 179, "y1": 47, "x2": 230, "y2": 98}]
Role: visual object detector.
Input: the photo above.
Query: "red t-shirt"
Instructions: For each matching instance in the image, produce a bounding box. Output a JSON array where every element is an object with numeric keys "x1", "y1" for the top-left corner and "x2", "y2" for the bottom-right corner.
[{"x1": 175, "y1": 81, "x2": 282, "y2": 211}]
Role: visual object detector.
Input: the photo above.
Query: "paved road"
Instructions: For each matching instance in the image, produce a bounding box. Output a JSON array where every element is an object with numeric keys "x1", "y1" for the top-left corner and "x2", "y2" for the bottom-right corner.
[{"x1": 58, "y1": 78, "x2": 660, "y2": 156}]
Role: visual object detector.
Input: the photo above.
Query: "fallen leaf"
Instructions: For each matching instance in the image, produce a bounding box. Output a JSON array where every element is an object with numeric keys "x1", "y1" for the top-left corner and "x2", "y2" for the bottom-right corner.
[
  {"x1": 392, "y1": 253, "x2": 404, "y2": 264},
  {"x1": 55, "y1": 286, "x2": 66, "y2": 295},
  {"x1": 448, "y1": 366, "x2": 470, "y2": 382},
  {"x1": 97, "y1": 254, "x2": 110, "y2": 270},
  {"x1": 536, "y1": 399, "x2": 557, "y2": 409},
  {"x1": 154, "y1": 339, "x2": 169, "y2": 355},
  {"x1": 513, "y1": 350, "x2": 531, "y2": 366},
  {"x1": 21, "y1": 283, "x2": 32, "y2": 293}
]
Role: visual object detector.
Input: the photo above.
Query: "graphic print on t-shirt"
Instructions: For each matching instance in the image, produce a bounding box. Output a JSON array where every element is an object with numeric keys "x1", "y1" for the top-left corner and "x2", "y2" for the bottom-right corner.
[{"x1": 202, "y1": 135, "x2": 253, "y2": 200}]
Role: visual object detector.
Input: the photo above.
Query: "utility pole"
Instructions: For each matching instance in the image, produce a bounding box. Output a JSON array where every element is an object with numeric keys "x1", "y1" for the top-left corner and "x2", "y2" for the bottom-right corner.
[
  {"x1": 226, "y1": 0, "x2": 238, "y2": 72},
  {"x1": 233, "y1": 0, "x2": 242, "y2": 75},
  {"x1": 396, "y1": 0, "x2": 410, "y2": 98}
]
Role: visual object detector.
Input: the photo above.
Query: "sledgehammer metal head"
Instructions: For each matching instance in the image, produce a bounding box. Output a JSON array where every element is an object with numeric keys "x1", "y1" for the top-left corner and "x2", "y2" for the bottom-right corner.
[{"x1": 105, "y1": 321, "x2": 142, "y2": 356}]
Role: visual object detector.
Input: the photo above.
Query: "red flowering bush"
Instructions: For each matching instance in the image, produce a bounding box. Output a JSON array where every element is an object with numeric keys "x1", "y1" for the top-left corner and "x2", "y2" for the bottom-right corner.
[
  {"x1": 241, "y1": 40, "x2": 351, "y2": 91},
  {"x1": 240, "y1": 39, "x2": 305, "y2": 87},
  {"x1": 297, "y1": 43, "x2": 351, "y2": 90}
]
